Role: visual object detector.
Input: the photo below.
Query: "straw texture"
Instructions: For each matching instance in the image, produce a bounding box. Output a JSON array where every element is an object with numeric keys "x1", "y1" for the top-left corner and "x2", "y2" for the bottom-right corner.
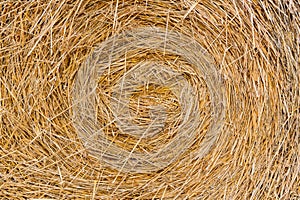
[
  {"x1": 0, "y1": 0, "x2": 299, "y2": 199},
  {"x1": 72, "y1": 27, "x2": 226, "y2": 173}
]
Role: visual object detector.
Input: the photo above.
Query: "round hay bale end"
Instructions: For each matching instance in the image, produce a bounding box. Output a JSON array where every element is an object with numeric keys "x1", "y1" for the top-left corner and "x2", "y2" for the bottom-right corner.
[{"x1": 0, "y1": 0, "x2": 299, "y2": 199}]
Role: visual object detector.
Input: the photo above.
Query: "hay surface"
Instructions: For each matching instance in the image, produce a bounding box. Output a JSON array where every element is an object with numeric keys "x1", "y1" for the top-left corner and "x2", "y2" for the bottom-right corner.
[
  {"x1": 0, "y1": 0, "x2": 299, "y2": 199},
  {"x1": 72, "y1": 26, "x2": 226, "y2": 173}
]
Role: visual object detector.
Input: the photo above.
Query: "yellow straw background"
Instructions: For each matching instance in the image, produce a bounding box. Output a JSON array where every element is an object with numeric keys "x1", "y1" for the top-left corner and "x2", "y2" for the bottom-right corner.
[{"x1": 0, "y1": 0, "x2": 299, "y2": 199}]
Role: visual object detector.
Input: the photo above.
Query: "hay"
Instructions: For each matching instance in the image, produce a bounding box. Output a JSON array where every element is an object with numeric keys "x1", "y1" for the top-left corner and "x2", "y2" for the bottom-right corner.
[
  {"x1": 72, "y1": 27, "x2": 226, "y2": 173},
  {"x1": 0, "y1": 0, "x2": 299, "y2": 199}
]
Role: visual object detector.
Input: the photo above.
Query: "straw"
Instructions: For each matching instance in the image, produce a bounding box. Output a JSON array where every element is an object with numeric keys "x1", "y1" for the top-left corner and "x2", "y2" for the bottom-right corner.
[
  {"x1": 72, "y1": 27, "x2": 226, "y2": 173},
  {"x1": 0, "y1": 0, "x2": 299, "y2": 199}
]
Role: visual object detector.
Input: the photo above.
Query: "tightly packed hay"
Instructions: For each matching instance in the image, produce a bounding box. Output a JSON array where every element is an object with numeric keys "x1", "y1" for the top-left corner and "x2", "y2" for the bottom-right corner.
[
  {"x1": 0, "y1": 0, "x2": 299, "y2": 199},
  {"x1": 73, "y1": 27, "x2": 226, "y2": 173}
]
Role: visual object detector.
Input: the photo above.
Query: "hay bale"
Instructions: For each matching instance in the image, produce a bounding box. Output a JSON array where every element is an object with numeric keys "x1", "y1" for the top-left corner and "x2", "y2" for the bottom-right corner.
[{"x1": 0, "y1": 0, "x2": 299, "y2": 199}]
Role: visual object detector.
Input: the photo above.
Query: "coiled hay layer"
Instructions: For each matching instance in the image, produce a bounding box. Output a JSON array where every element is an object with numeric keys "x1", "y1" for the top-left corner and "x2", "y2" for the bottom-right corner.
[
  {"x1": 0, "y1": 0, "x2": 299, "y2": 199},
  {"x1": 73, "y1": 27, "x2": 226, "y2": 173}
]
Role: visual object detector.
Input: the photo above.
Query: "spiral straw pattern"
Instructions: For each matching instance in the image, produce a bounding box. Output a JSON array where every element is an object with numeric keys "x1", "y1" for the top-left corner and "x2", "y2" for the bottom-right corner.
[
  {"x1": 73, "y1": 27, "x2": 226, "y2": 173},
  {"x1": 1, "y1": 0, "x2": 299, "y2": 198}
]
